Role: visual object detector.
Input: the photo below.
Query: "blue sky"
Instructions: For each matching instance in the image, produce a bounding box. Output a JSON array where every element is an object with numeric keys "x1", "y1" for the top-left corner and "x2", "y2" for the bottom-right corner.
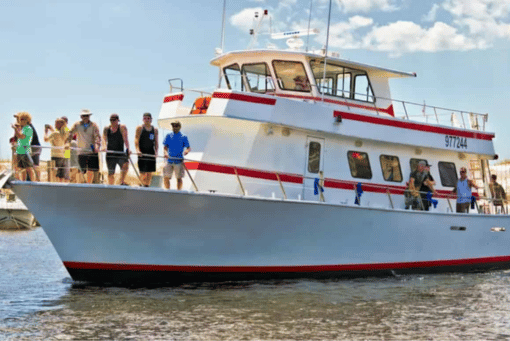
[{"x1": 1, "y1": 0, "x2": 510, "y2": 161}]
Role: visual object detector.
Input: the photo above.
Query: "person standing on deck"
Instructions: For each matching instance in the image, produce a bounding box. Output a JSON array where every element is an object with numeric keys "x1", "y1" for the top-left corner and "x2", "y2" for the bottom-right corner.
[
  {"x1": 102, "y1": 113, "x2": 130, "y2": 186},
  {"x1": 452, "y1": 167, "x2": 478, "y2": 213},
  {"x1": 44, "y1": 118, "x2": 69, "y2": 182},
  {"x1": 489, "y1": 174, "x2": 506, "y2": 214},
  {"x1": 408, "y1": 161, "x2": 434, "y2": 210},
  {"x1": 11, "y1": 112, "x2": 35, "y2": 181},
  {"x1": 162, "y1": 120, "x2": 190, "y2": 190},
  {"x1": 66, "y1": 109, "x2": 101, "y2": 184},
  {"x1": 135, "y1": 113, "x2": 158, "y2": 187}
]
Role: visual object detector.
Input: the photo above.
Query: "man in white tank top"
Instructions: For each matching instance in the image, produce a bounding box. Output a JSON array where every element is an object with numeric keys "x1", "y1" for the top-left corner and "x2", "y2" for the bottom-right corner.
[{"x1": 452, "y1": 167, "x2": 478, "y2": 213}]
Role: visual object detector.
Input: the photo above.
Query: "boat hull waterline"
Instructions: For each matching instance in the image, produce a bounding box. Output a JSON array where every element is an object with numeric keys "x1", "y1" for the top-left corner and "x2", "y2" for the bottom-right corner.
[{"x1": 11, "y1": 181, "x2": 510, "y2": 284}]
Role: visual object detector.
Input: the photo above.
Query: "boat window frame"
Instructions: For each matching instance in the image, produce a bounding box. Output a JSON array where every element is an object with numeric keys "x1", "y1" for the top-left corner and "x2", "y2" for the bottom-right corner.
[
  {"x1": 354, "y1": 73, "x2": 375, "y2": 103},
  {"x1": 223, "y1": 63, "x2": 244, "y2": 91},
  {"x1": 272, "y1": 60, "x2": 312, "y2": 93},
  {"x1": 307, "y1": 141, "x2": 321, "y2": 174},
  {"x1": 347, "y1": 150, "x2": 373, "y2": 180},
  {"x1": 241, "y1": 62, "x2": 275, "y2": 94},
  {"x1": 309, "y1": 58, "x2": 375, "y2": 103},
  {"x1": 380, "y1": 154, "x2": 403, "y2": 183},
  {"x1": 438, "y1": 161, "x2": 458, "y2": 188}
]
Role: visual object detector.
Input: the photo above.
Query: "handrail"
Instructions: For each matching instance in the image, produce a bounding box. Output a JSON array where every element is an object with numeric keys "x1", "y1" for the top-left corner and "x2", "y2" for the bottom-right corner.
[{"x1": 11, "y1": 146, "x2": 507, "y2": 214}]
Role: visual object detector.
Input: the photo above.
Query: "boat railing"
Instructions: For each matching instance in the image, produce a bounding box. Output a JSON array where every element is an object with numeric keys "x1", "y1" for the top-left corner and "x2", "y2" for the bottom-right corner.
[
  {"x1": 166, "y1": 76, "x2": 488, "y2": 132},
  {"x1": 313, "y1": 84, "x2": 489, "y2": 131},
  {"x1": 12, "y1": 146, "x2": 507, "y2": 215}
]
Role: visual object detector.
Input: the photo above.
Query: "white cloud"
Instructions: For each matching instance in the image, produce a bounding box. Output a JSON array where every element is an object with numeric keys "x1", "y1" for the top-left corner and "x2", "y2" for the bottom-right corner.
[
  {"x1": 423, "y1": 3, "x2": 440, "y2": 22},
  {"x1": 338, "y1": 0, "x2": 400, "y2": 13},
  {"x1": 361, "y1": 21, "x2": 479, "y2": 56}
]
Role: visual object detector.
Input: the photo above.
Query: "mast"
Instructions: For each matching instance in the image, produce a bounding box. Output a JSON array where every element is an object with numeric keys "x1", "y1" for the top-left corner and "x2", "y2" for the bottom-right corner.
[{"x1": 321, "y1": 0, "x2": 333, "y2": 101}]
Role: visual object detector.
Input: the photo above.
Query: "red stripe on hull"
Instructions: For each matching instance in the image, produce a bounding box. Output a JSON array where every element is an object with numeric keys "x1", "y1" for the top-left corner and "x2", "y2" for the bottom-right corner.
[
  {"x1": 213, "y1": 92, "x2": 277, "y2": 105},
  {"x1": 184, "y1": 162, "x2": 464, "y2": 199},
  {"x1": 185, "y1": 161, "x2": 304, "y2": 184},
  {"x1": 335, "y1": 110, "x2": 494, "y2": 141},
  {"x1": 64, "y1": 256, "x2": 510, "y2": 273}
]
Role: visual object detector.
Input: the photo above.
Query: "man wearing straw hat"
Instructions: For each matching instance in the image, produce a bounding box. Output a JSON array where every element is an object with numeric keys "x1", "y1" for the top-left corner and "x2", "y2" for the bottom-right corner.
[
  {"x1": 163, "y1": 120, "x2": 190, "y2": 190},
  {"x1": 11, "y1": 112, "x2": 36, "y2": 181},
  {"x1": 67, "y1": 109, "x2": 101, "y2": 184}
]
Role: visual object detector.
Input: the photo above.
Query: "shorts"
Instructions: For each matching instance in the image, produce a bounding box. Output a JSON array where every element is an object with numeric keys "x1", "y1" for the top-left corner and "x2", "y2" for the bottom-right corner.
[
  {"x1": 138, "y1": 156, "x2": 156, "y2": 173},
  {"x1": 78, "y1": 153, "x2": 99, "y2": 173},
  {"x1": 52, "y1": 157, "x2": 69, "y2": 179},
  {"x1": 31, "y1": 153, "x2": 40, "y2": 166},
  {"x1": 16, "y1": 154, "x2": 33, "y2": 169},
  {"x1": 456, "y1": 202, "x2": 470, "y2": 213},
  {"x1": 163, "y1": 162, "x2": 185, "y2": 179},
  {"x1": 106, "y1": 155, "x2": 128, "y2": 175}
]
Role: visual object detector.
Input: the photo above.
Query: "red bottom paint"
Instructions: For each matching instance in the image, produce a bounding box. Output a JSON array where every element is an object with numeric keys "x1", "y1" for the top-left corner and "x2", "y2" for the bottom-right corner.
[{"x1": 64, "y1": 256, "x2": 510, "y2": 285}]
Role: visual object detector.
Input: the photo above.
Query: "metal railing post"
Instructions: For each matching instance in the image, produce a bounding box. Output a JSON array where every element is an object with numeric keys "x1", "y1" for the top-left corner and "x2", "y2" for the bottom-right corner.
[
  {"x1": 234, "y1": 167, "x2": 246, "y2": 196},
  {"x1": 402, "y1": 102, "x2": 409, "y2": 120},
  {"x1": 386, "y1": 190, "x2": 394, "y2": 209},
  {"x1": 433, "y1": 107, "x2": 439, "y2": 124},
  {"x1": 275, "y1": 172, "x2": 287, "y2": 200},
  {"x1": 183, "y1": 162, "x2": 199, "y2": 192}
]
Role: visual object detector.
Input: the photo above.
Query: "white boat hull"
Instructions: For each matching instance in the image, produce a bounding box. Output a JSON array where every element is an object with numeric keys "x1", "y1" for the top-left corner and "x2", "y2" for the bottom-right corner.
[{"x1": 11, "y1": 181, "x2": 510, "y2": 284}]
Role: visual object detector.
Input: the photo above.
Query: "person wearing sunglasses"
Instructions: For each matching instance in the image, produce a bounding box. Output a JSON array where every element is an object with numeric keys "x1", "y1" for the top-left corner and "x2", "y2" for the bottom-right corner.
[
  {"x1": 102, "y1": 113, "x2": 130, "y2": 186},
  {"x1": 452, "y1": 167, "x2": 478, "y2": 213}
]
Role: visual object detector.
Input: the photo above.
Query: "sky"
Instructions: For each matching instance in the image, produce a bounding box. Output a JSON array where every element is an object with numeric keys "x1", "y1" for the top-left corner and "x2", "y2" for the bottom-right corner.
[{"x1": 1, "y1": 0, "x2": 510, "y2": 162}]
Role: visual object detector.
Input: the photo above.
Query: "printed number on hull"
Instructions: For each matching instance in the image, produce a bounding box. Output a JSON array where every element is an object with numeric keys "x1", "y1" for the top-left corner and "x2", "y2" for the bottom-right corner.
[{"x1": 445, "y1": 135, "x2": 468, "y2": 149}]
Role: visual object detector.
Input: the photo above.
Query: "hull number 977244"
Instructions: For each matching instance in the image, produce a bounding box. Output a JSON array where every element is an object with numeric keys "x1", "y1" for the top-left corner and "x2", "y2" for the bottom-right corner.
[{"x1": 445, "y1": 135, "x2": 467, "y2": 149}]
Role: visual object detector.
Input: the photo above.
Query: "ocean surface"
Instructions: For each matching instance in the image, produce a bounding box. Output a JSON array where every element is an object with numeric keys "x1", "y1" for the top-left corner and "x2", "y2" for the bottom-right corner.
[{"x1": 2, "y1": 228, "x2": 510, "y2": 340}]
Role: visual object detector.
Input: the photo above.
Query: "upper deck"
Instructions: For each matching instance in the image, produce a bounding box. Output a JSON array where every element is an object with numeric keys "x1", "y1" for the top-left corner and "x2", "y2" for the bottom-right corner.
[{"x1": 159, "y1": 49, "x2": 495, "y2": 157}]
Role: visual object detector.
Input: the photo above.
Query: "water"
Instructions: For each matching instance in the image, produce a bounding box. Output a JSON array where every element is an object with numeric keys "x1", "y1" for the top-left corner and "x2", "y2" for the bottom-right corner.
[{"x1": 2, "y1": 229, "x2": 510, "y2": 340}]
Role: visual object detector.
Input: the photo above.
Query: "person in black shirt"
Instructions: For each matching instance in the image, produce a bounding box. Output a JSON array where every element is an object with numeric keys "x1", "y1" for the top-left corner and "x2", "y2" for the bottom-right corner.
[
  {"x1": 102, "y1": 113, "x2": 130, "y2": 185},
  {"x1": 134, "y1": 113, "x2": 158, "y2": 187}
]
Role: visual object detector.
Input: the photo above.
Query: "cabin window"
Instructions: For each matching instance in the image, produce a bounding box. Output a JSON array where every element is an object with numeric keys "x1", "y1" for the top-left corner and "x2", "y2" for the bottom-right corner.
[
  {"x1": 438, "y1": 162, "x2": 458, "y2": 187},
  {"x1": 272, "y1": 60, "x2": 311, "y2": 92},
  {"x1": 410, "y1": 158, "x2": 428, "y2": 173},
  {"x1": 338, "y1": 72, "x2": 351, "y2": 98},
  {"x1": 308, "y1": 142, "x2": 321, "y2": 173},
  {"x1": 242, "y1": 63, "x2": 275, "y2": 93},
  {"x1": 309, "y1": 59, "x2": 374, "y2": 103},
  {"x1": 348, "y1": 151, "x2": 372, "y2": 179},
  {"x1": 354, "y1": 74, "x2": 375, "y2": 102},
  {"x1": 224, "y1": 63, "x2": 243, "y2": 91},
  {"x1": 380, "y1": 155, "x2": 403, "y2": 182}
]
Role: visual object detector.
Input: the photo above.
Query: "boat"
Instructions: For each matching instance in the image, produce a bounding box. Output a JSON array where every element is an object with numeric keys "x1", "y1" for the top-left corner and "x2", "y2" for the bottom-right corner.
[
  {"x1": 8, "y1": 31, "x2": 510, "y2": 285},
  {"x1": 0, "y1": 171, "x2": 39, "y2": 230}
]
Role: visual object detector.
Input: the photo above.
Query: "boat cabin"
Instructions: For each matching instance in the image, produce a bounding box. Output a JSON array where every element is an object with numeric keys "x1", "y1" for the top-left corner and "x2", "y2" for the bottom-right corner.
[{"x1": 158, "y1": 49, "x2": 498, "y2": 214}]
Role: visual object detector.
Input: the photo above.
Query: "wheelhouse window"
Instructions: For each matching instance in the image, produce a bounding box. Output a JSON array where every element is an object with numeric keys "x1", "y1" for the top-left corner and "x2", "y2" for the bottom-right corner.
[
  {"x1": 438, "y1": 162, "x2": 458, "y2": 187},
  {"x1": 348, "y1": 151, "x2": 372, "y2": 179},
  {"x1": 242, "y1": 63, "x2": 275, "y2": 93},
  {"x1": 308, "y1": 142, "x2": 321, "y2": 173},
  {"x1": 224, "y1": 63, "x2": 243, "y2": 91},
  {"x1": 272, "y1": 60, "x2": 311, "y2": 92},
  {"x1": 354, "y1": 74, "x2": 375, "y2": 102},
  {"x1": 309, "y1": 59, "x2": 374, "y2": 102},
  {"x1": 380, "y1": 155, "x2": 402, "y2": 182}
]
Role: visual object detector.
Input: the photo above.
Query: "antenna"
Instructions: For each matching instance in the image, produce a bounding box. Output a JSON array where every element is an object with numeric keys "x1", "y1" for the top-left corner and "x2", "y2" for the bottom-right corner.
[
  {"x1": 217, "y1": 0, "x2": 227, "y2": 88},
  {"x1": 306, "y1": 0, "x2": 314, "y2": 52},
  {"x1": 247, "y1": 9, "x2": 269, "y2": 49},
  {"x1": 321, "y1": 0, "x2": 333, "y2": 101}
]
